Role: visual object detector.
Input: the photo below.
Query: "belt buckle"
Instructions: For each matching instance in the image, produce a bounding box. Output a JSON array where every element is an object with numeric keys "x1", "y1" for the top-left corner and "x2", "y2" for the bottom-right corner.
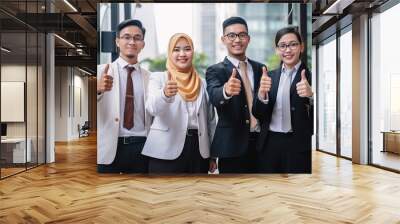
[{"x1": 123, "y1": 137, "x2": 129, "y2": 144}]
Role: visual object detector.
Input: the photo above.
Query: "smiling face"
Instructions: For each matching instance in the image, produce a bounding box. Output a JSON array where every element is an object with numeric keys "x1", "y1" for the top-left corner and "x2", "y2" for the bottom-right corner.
[
  {"x1": 115, "y1": 25, "x2": 145, "y2": 64},
  {"x1": 275, "y1": 33, "x2": 304, "y2": 69},
  {"x1": 171, "y1": 38, "x2": 193, "y2": 72},
  {"x1": 221, "y1": 24, "x2": 250, "y2": 61}
]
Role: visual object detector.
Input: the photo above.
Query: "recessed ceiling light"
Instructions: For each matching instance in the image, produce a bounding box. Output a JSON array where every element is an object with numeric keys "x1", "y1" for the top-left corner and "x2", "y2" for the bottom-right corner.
[
  {"x1": 54, "y1": 34, "x2": 75, "y2": 48},
  {"x1": 78, "y1": 67, "x2": 92, "y2": 76},
  {"x1": 63, "y1": 0, "x2": 78, "y2": 12},
  {"x1": 1, "y1": 47, "x2": 11, "y2": 53}
]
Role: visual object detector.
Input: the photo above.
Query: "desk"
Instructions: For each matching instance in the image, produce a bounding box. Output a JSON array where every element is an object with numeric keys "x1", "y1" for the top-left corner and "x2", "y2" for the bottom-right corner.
[
  {"x1": 382, "y1": 131, "x2": 400, "y2": 154},
  {"x1": 1, "y1": 138, "x2": 31, "y2": 163}
]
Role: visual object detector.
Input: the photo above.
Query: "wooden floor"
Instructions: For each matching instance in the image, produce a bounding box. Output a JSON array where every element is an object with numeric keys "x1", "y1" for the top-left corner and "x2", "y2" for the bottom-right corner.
[
  {"x1": 1, "y1": 135, "x2": 400, "y2": 223},
  {"x1": 372, "y1": 150, "x2": 400, "y2": 171}
]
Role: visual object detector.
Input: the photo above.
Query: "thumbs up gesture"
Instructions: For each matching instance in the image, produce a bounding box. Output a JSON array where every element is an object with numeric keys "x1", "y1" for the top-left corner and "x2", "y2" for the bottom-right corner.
[
  {"x1": 224, "y1": 68, "x2": 241, "y2": 96},
  {"x1": 258, "y1": 66, "x2": 272, "y2": 99},
  {"x1": 296, "y1": 69, "x2": 313, "y2": 97},
  {"x1": 164, "y1": 71, "x2": 178, "y2": 97},
  {"x1": 97, "y1": 64, "x2": 113, "y2": 94}
]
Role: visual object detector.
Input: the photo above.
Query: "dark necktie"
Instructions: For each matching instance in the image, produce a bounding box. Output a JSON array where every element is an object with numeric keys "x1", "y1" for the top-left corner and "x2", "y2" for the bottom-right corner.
[{"x1": 124, "y1": 66, "x2": 135, "y2": 130}]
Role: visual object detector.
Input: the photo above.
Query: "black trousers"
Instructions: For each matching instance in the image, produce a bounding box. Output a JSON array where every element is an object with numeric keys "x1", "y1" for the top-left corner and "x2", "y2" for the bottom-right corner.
[
  {"x1": 97, "y1": 136, "x2": 148, "y2": 173},
  {"x1": 218, "y1": 132, "x2": 259, "y2": 173},
  {"x1": 257, "y1": 131, "x2": 311, "y2": 173},
  {"x1": 148, "y1": 131, "x2": 209, "y2": 174}
]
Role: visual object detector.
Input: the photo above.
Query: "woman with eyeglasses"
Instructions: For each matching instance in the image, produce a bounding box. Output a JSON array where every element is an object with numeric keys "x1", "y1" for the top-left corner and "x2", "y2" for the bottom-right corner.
[
  {"x1": 252, "y1": 26, "x2": 314, "y2": 173},
  {"x1": 142, "y1": 33, "x2": 216, "y2": 173}
]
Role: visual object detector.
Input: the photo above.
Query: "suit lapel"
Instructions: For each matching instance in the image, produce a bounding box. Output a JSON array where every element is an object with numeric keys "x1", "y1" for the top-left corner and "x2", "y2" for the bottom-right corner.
[
  {"x1": 223, "y1": 57, "x2": 236, "y2": 81},
  {"x1": 140, "y1": 67, "x2": 149, "y2": 102},
  {"x1": 270, "y1": 68, "x2": 281, "y2": 104},
  {"x1": 290, "y1": 62, "x2": 304, "y2": 98},
  {"x1": 111, "y1": 62, "x2": 120, "y2": 116},
  {"x1": 139, "y1": 66, "x2": 150, "y2": 125},
  {"x1": 248, "y1": 59, "x2": 261, "y2": 94},
  {"x1": 195, "y1": 80, "x2": 205, "y2": 113}
]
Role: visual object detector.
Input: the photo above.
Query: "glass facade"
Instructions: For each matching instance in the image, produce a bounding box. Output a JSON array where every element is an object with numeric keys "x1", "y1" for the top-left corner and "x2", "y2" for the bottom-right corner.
[
  {"x1": 371, "y1": 3, "x2": 400, "y2": 171},
  {"x1": 0, "y1": 0, "x2": 46, "y2": 179},
  {"x1": 315, "y1": 27, "x2": 353, "y2": 159},
  {"x1": 339, "y1": 28, "x2": 352, "y2": 159},
  {"x1": 317, "y1": 36, "x2": 337, "y2": 155},
  {"x1": 238, "y1": 3, "x2": 312, "y2": 70}
]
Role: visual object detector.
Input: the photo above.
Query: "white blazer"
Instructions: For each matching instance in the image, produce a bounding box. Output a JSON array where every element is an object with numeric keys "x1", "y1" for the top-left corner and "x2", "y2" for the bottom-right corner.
[
  {"x1": 97, "y1": 61, "x2": 152, "y2": 164},
  {"x1": 142, "y1": 72, "x2": 216, "y2": 160}
]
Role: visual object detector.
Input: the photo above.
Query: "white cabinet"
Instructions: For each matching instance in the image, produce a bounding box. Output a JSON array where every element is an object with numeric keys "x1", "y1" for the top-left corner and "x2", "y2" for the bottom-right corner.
[{"x1": 1, "y1": 138, "x2": 32, "y2": 163}]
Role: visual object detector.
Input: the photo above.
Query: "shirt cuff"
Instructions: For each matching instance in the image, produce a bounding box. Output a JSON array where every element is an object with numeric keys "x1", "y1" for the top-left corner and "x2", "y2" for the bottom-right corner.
[
  {"x1": 258, "y1": 92, "x2": 269, "y2": 104},
  {"x1": 222, "y1": 83, "x2": 232, "y2": 100}
]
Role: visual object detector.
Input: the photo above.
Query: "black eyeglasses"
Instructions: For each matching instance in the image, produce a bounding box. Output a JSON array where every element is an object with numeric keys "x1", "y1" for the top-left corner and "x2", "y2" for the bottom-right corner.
[
  {"x1": 119, "y1": 34, "x2": 144, "y2": 42},
  {"x1": 224, "y1": 32, "x2": 249, "y2": 41},
  {"x1": 277, "y1": 42, "x2": 300, "y2": 51}
]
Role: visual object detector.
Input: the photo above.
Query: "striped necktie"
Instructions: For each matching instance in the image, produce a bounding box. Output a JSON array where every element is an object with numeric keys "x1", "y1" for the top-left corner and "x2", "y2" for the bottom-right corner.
[{"x1": 123, "y1": 66, "x2": 135, "y2": 130}]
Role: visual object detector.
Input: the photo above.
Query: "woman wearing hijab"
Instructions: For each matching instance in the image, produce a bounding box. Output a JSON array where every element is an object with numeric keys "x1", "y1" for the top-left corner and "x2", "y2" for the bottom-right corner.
[{"x1": 142, "y1": 33, "x2": 216, "y2": 173}]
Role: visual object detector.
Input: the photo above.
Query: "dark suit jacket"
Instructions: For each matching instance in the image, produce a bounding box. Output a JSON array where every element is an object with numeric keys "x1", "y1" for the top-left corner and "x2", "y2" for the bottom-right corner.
[
  {"x1": 206, "y1": 57, "x2": 264, "y2": 158},
  {"x1": 252, "y1": 62, "x2": 313, "y2": 152}
]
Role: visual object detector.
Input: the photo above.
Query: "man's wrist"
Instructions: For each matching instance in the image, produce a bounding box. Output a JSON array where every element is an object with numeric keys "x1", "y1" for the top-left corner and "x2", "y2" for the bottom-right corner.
[{"x1": 223, "y1": 83, "x2": 232, "y2": 100}]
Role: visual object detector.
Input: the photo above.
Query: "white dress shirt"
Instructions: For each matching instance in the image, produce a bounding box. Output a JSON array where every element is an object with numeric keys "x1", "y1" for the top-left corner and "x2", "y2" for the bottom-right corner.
[
  {"x1": 162, "y1": 86, "x2": 199, "y2": 129},
  {"x1": 117, "y1": 57, "x2": 146, "y2": 137},
  {"x1": 269, "y1": 61, "x2": 301, "y2": 133}
]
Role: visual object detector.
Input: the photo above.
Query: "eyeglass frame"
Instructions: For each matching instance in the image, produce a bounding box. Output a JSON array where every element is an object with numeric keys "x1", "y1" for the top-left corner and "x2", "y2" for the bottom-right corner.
[
  {"x1": 118, "y1": 34, "x2": 144, "y2": 42},
  {"x1": 223, "y1": 32, "x2": 250, "y2": 41},
  {"x1": 276, "y1": 41, "x2": 300, "y2": 51}
]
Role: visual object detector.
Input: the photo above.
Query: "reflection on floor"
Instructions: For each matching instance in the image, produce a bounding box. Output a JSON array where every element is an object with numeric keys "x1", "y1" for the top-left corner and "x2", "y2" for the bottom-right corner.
[
  {"x1": 0, "y1": 135, "x2": 400, "y2": 223},
  {"x1": 0, "y1": 163, "x2": 42, "y2": 178},
  {"x1": 372, "y1": 150, "x2": 400, "y2": 170},
  {"x1": 0, "y1": 167, "x2": 25, "y2": 177}
]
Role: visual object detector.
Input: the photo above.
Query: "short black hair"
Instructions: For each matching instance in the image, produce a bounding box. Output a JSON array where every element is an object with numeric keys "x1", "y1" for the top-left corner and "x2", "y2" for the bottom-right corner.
[
  {"x1": 116, "y1": 19, "x2": 146, "y2": 38},
  {"x1": 222, "y1": 16, "x2": 248, "y2": 34},
  {"x1": 275, "y1": 26, "x2": 302, "y2": 46}
]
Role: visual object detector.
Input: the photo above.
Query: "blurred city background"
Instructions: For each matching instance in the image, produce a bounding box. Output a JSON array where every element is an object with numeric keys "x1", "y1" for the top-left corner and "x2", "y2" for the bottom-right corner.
[{"x1": 98, "y1": 3, "x2": 312, "y2": 75}]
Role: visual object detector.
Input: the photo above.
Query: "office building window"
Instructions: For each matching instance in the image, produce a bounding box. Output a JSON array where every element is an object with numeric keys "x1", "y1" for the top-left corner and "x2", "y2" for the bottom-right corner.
[
  {"x1": 339, "y1": 28, "x2": 352, "y2": 158},
  {"x1": 0, "y1": 1, "x2": 46, "y2": 179},
  {"x1": 317, "y1": 36, "x2": 337, "y2": 155},
  {"x1": 371, "y1": 3, "x2": 400, "y2": 171}
]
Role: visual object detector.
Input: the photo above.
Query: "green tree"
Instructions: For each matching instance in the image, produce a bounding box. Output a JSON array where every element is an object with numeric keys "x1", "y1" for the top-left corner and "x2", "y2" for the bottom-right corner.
[
  {"x1": 193, "y1": 52, "x2": 209, "y2": 77},
  {"x1": 141, "y1": 55, "x2": 167, "y2": 72},
  {"x1": 266, "y1": 54, "x2": 281, "y2": 71}
]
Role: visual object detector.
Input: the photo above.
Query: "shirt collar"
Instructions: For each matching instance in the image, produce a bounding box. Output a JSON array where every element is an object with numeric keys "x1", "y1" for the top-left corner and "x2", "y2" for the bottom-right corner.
[
  {"x1": 281, "y1": 61, "x2": 301, "y2": 74},
  {"x1": 116, "y1": 57, "x2": 140, "y2": 71},
  {"x1": 227, "y1": 55, "x2": 249, "y2": 69}
]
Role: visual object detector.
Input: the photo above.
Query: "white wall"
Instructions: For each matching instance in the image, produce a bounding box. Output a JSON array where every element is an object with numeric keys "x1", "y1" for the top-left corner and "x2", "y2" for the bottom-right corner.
[
  {"x1": 1, "y1": 64, "x2": 46, "y2": 164},
  {"x1": 1, "y1": 65, "x2": 39, "y2": 138},
  {"x1": 54, "y1": 66, "x2": 69, "y2": 141},
  {"x1": 54, "y1": 67, "x2": 89, "y2": 141}
]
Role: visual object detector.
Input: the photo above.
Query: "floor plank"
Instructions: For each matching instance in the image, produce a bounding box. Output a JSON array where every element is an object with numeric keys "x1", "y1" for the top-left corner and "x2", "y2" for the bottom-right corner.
[{"x1": 1, "y1": 134, "x2": 400, "y2": 223}]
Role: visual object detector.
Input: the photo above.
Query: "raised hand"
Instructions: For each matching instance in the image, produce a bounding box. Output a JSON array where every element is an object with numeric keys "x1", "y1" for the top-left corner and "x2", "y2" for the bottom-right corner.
[
  {"x1": 258, "y1": 66, "x2": 271, "y2": 99},
  {"x1": 97, "y1": 64, "x2": 113, "y2": 93},
  {"x1": 164, "y1": 71, "x2": 178, "y2": 97},
  {"x1": 224, "y1": 68, "x2": 241, "y2": 96},
  {"x1": 296, "y1": 69, "x2": 313, "y2": 97}
]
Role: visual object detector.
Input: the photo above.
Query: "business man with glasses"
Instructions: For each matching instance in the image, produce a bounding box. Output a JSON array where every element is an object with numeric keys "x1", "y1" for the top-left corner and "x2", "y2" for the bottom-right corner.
[
  {"x1": 206, "y1": 17, "x2": 267, "y2": 173},
  {"x1": 97, "y1": 19, "x2": 152, "y2": 173}
]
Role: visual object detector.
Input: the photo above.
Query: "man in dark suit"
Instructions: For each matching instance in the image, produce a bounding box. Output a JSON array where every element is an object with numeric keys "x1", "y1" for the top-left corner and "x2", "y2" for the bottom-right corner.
[
  {"x1": 206, "y1": 17, "x2": 266, "y2": 173},
  {"x1": 253, "y1": 27, "x2": 313, "y2": 173}
]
